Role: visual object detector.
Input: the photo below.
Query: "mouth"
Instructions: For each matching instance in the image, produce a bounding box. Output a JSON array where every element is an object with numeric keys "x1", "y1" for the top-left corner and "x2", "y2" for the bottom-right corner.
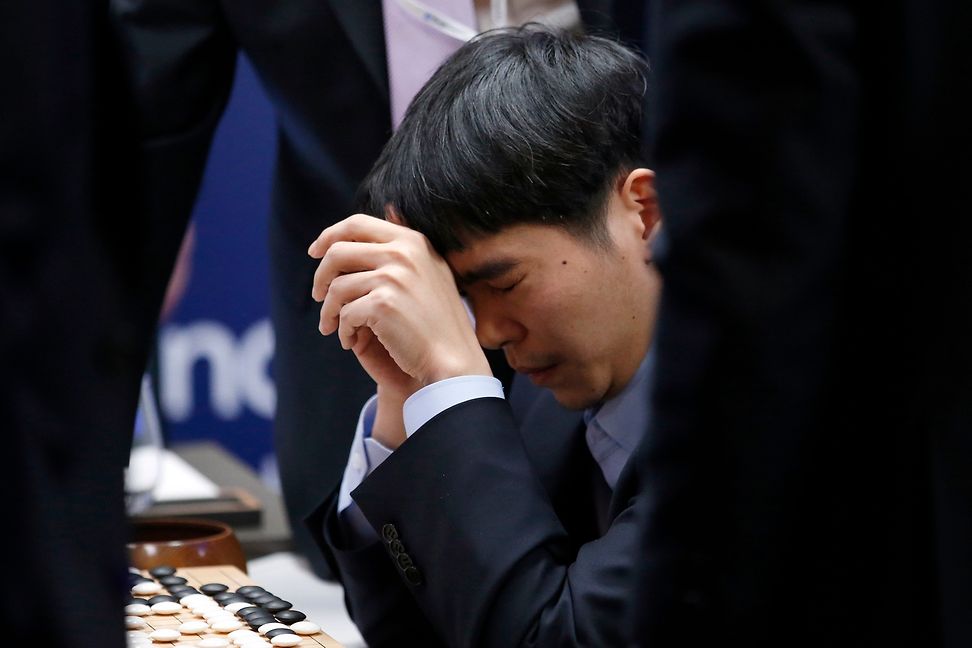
[{"x1": 515, "y1": 363, "x2": 559, "y2": 385}]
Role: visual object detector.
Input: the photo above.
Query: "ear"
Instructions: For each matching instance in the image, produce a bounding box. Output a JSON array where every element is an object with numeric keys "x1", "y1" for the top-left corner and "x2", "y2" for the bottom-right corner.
[{"x1": 617, "y1": 168, "x2": 661, "y2": 242}]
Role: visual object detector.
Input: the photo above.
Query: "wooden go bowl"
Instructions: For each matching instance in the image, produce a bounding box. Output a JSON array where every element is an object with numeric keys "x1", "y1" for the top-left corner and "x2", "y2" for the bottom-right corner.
[{"x1": 127, "y1": 517, "x2": 247, "y2": 573}]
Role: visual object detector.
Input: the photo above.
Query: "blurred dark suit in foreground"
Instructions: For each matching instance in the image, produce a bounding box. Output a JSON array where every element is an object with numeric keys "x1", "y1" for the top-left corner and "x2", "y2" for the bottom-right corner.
[
  {"x1": 1, "y1": 1, "x2": 186, "y2": 645},
  {"x1": 633, "y1": 0, "x2": 972, "y2": 645}
]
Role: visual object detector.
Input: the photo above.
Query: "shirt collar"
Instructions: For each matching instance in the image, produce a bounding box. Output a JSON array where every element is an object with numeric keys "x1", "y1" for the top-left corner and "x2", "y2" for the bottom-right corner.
[{"x1": 585, "y1": 349, "x2": 654, "y2": 453}]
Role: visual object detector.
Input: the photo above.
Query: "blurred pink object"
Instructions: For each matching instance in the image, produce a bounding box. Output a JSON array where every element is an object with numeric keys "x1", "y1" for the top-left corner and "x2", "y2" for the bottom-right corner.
[{"x1": 159, "y1": 222, "x2": 196, "y2": 323}]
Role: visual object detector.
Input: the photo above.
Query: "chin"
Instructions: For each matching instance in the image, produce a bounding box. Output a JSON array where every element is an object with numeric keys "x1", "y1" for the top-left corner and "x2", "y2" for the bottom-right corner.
[{"x1": 549, "y1": 385, "x2": 603, "y2": 412}]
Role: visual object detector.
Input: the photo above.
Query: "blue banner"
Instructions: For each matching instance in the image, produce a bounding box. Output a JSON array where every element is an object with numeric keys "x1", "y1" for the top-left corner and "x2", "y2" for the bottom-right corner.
[{"x1": 155, "y1": 54, "x2": 278, "y2": 477}]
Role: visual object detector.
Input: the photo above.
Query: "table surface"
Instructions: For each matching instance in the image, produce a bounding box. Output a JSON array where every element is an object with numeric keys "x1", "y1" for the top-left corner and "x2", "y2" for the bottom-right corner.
[
  {"x1": 131, "y1": 564, "x2": 345, "y2": 647},
  {"x1": 141, "y1": 441, "x2": 294, "y2": 561}
]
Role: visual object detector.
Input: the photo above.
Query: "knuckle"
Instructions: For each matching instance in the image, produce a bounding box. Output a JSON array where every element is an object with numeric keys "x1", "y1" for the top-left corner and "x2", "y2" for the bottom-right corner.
[
  {"x1": 329, "y1": 240, "x2": 351, "y2": 257},
  {"x1": 378, "y1": 265, "x2": 403, "y2": 287},
  {"x1": 372, "y1": 286, "x2": 395, "y2": 313}
]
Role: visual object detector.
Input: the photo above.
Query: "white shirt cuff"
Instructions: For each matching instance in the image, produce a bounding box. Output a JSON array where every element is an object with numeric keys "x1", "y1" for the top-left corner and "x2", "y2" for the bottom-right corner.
[
  {"x1": 337, "y1": 394, "x2": 379, "y2": 514},
  {"x1": 403, "y1": 375, "x2": 505, "y2": 437},
  {"x1": 338, "y1": 395, "x2": 401, "y2": 545}
]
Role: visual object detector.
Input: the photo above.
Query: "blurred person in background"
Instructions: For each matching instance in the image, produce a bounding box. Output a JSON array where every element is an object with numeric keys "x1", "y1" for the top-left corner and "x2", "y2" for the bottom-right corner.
[
  {"x1": 630, "y1": 0, "x2": 972, "y2": 646},
  {"x1": 1, "y1": 0, "x2": 191, "y2": 645}
]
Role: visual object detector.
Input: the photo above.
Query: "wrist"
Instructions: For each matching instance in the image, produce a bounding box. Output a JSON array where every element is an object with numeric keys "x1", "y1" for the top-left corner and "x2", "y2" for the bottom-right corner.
[
  {"x1": 422, "y1": 351, "x2": 493, "y2": 387},
  {"x1": 371, "y1": 387, "x2": 408, "y2": 450}
]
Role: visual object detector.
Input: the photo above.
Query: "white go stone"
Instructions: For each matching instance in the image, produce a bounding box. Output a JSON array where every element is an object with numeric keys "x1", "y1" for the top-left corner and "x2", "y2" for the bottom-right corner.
[
  {"x1": 152, "y1": 601, "x2": 183, "y2": 615},
  {"x1": 125, "y1": 616, "x2": 147, "y2": 629},
  {"x1": 257, "y1": 622, "x2": 287, "y2": 636},
  {"x1": 228, "y1": 628, "x2": 258, "y2": 641},
  {"x1": 193, "y1": 605, "x2": 220, "y2": 617},
  {"x1": 210, "y1": 618, "x2": 244, "y2": 633},
  {"x1": 127, "y1": 631, "x2": 148, "y2": 640},
  {"x1": 178, "y1": 620, "x2": 210, "y2": 634},
  {"x1": 224, "y1": 601, "x2": 250, "y2": 613},
  {"x1": 269, "y1": 635, "x2": 301, "y2": 647},
  {"x1": 289, "y1": 621, "x2": 320, "y2": 635},
  {"x1": 132, "y1": 581, "x2": 163, "y2": 595},
  {"x1": 125, "y1": 603, "x2": 151, "y2": 616},
  {"x1": 204, "y1": 609, "x2": 235, "y2": 620},
  {"x1": 149, "y1": 628, "x2": 181, "y2": 642},
  {"x1": 181, "y1": 594, "x2": 211, "y2": 606},
  {"x1": 196, "y1": 639, "x2": 230, "y2": 648}
]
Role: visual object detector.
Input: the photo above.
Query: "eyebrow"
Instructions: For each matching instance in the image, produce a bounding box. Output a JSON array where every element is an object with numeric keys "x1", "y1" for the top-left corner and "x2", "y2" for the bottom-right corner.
[{"x1": 456, "y1": 259, "x2": 520, "y2": 287}]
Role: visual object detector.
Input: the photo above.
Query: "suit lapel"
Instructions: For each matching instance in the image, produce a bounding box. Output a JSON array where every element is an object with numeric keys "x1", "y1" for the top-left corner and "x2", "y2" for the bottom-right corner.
[
  {"x1": 515, "y1": 382, "x2": 605, "y2": 543},
  {"x1": 327, "y1": 0, "x2": 389, "y2": 100}
]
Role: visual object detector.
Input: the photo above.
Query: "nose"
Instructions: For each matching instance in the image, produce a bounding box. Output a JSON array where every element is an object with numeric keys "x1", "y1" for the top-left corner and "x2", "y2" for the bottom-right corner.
[{"x1": 473, "y1": 300, "x2": 524, "y2": 351}]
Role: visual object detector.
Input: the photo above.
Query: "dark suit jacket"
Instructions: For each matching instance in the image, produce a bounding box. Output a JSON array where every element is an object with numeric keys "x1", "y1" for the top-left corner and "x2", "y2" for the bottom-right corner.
[
  {"x1": 307, "y1": 376, "x2": 645, "y2": 647},
  {"x1": 1, "y1": 1, "x2": 172, "y2": 645},
  {"x1": 110, "y1": 0, "x2": 395, "y2": 577},
  {"x1": 110, "y1": 0, "x2": 626, "y2": 580},
  {"x1": 632, "y1": 0, "x2": 972, "y2": 646}
]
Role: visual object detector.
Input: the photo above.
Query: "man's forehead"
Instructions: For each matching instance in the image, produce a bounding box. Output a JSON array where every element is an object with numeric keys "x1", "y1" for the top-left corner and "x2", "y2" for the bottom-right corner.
[
  {"x1": 444, "y1": 226, "x2": 524, "y2": 283},
  {"x1": 445, "y1": 222, "x2": 582, "y2": 283}
]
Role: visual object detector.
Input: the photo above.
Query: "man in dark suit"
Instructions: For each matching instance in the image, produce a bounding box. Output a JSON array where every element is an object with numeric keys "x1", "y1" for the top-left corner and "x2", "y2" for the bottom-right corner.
[
  {"x1": 1, "y1": 1, "x2": 184, "y2": 645},
  {"x1": 109, "y1": 0, "x2": 626, "y2": 581},
  {"x1": 630, "y1": 0, "x2": 972, "y2": 645},
  {"x1": 306, "y1": 27, "x2": 660, "y2": 646}
]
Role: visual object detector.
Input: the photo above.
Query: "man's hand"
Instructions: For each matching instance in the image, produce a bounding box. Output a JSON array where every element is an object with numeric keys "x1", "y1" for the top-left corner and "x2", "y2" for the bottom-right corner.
[{"x1": 308, "y1": 213, "x2": 492, "y2": 404}]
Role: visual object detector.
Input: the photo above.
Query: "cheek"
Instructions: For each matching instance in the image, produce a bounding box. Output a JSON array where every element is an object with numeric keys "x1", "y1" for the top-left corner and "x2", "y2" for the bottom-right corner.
[{"x1": 524, "y1": 282, "x2": 602, "y2": 354}]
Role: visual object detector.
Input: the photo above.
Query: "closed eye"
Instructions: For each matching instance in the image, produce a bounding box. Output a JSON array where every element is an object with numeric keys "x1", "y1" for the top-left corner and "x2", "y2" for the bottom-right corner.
[{"x1": 490, "y1": 276, "x2": 523, "y2": 293}]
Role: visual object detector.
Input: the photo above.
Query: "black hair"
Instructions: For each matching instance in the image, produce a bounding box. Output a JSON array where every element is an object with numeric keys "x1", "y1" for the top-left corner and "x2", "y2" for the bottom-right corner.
[{"x1": 357, "y1": 23, "x2": 649, "y2": 253}]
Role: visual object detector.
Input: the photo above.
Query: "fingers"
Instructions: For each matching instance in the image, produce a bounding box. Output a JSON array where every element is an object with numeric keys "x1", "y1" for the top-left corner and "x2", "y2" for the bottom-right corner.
[
  {"x1": 307, "y1": 213, "x2": 406, "y2": 258},
  {"x1": 318, "y1": 270, "x2": 384, "y2": 336},
  {"x1": 335, "y1": 289, "x2": 388, "y2": 351},
  {"x1": 311, "y1": 240, "x2": 389, "y2": 302}
]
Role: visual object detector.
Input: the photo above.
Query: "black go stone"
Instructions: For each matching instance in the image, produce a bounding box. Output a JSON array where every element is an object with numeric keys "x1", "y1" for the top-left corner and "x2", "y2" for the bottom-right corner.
[
  {"x1": 218, "y1": 595, "x2": 247, "y2": 606},
  {"x1": 236, "y1": 585, "x2": 264, "y2": 596},
  {"x1": 128, "y1": 574, "x2": 152, "y2": 586},
  {"x1": 246, "y1": 614, "x2": 276, "y2": 630},
  {"x1": 264, "y1": 599, "x2": 292, "y2": 613},
  {"x1": 200, "y1": 583, "x2": 229, "y2": 595},
  {"x1": 149, "y1": 565, "x2": 176, "y2": 578},
  {"x1": 159, "y1": 575, "x2": 187, "y2": 587},
  {"x1": 274, "y1": 609, "x2": 306, "y2": 624},
  {"x1": 237, "y1": 606, "x2": 264, "y2": 618},
  {"x1": 253, "y1": 593, "x2": 278, "y2": 606},
  {"x1": 213, "y1": 592, "x2": 243, "y2": 603},
  {"x1": 127, "y1": 597, "x2": 150, "y2": 606},
  {"x1": 265, "y1": 628, "x2": 297, "y2": 639},
  {"x1": 167, "y1": 586, "x2": 198, "y2": 597},
  {"x1": 248, "y1": 620, "x2": 276, "y2": 632},
  {"x1": 147, "y1": 595, "x2": 178, "y2": 605},
  {"x1": 243, "y1": 589, "x2": 269, "y2": 601}
]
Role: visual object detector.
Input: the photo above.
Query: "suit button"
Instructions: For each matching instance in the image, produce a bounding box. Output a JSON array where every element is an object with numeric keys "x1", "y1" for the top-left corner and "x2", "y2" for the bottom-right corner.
[
  {"x1": 388, "y1": 539, "x2": 405, "y2": 557},
  {"x1": 396, "y1": 553, "x2": 413, "y2": 570},
  {"x1": 404, "y1": 565, "x2": 423, "y2": 586},
  {"x1": 381, "y1": 523, "x2": 398, "y2": 542}
]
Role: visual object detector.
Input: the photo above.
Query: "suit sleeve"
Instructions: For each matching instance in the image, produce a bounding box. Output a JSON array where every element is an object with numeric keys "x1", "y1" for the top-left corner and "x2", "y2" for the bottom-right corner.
[
  {"x1": 350, "y1": 397, "x2": 643, "y2": 648},
  {"x1": 109, "y1": 0, "x2": 238, "y2": 269},
  {"x1": 305, "y1": 492, "x2": 447, "y2": 648}
]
